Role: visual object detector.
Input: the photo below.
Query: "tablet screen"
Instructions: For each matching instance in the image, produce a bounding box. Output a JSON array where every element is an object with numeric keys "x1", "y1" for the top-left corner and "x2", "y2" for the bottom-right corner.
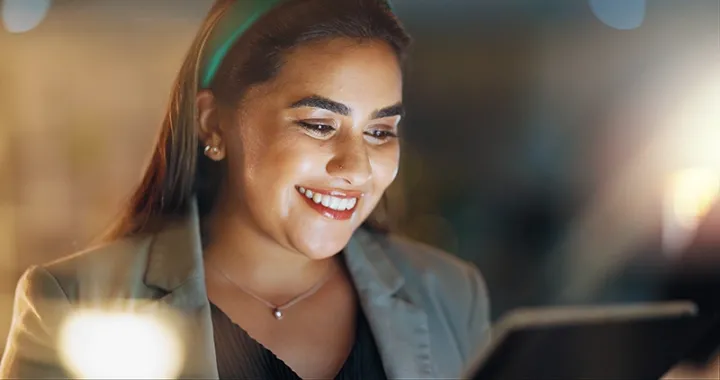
[{"x1": 466, "y1": 302, "x2": 714, "y2": 380}]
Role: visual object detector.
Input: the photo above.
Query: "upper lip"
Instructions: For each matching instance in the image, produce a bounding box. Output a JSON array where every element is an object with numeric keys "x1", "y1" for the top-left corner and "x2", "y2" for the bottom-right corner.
[{"x1": 297, "y1": 186, "x2": 364, "y2": 199}]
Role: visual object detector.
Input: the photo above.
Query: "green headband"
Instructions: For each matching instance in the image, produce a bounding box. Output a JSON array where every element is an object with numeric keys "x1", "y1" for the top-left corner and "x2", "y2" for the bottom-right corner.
[
  {"x1": 200, "y1": 0, "x2": 285, "y2": 89},
  {"x1": 200, "y1": 0, "x2": 395, "y2": 89}
]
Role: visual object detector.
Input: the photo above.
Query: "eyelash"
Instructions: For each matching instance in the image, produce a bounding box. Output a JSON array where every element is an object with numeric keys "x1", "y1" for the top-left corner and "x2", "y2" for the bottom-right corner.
[
  {"x1": 365, "y1": 129, "x2": 398, "y2": 140},
  {"x1": 296, "y1": 121, "x2": 399, "y2": 142},
  {"x1": 296, "y1": 121, "x2": 336, "y2": 136}
]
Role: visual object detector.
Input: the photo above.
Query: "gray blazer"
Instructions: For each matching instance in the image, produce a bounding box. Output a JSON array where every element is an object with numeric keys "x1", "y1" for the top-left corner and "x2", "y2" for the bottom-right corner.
[{"x1": 0, "y1": 203, "x2": 491, "y2": 379}]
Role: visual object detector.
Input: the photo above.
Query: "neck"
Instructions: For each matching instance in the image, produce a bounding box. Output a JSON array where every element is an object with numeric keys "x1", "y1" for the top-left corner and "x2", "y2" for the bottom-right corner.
[{"x1": 202, "y1": 202, "x2": 338, "y2": 297}]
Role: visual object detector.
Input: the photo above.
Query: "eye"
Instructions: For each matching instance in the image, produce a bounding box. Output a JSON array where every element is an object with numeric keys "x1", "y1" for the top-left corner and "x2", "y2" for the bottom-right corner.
[
  {"x1": 364, "y1": 128, "x2": 398, "y2": 144},
  {"x1": 296, "y1": 121, "x2": 336, "y2": 138}
]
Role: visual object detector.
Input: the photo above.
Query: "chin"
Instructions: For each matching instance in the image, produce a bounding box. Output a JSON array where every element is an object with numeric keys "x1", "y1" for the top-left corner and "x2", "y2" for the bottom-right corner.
[{"x1": 289, "y1": 229, "x2": 354, "y2": 261}]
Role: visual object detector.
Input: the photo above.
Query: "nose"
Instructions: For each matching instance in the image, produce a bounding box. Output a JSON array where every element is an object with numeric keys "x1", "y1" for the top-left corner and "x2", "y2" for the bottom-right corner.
[{"x1": 326, "y1": 136, "x2": 372, "y2": 186}]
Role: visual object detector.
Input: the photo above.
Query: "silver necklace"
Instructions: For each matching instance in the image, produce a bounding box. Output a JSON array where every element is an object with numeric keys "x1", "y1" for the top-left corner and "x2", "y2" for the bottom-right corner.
[{"x1": 208, "y1": 261, "x2": 336, "y2": 320}]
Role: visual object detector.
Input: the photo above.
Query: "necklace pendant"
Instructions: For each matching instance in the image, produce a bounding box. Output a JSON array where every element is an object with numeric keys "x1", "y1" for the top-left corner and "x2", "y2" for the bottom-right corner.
[{"x1": 272, "y1": 308, "x2": 283, "y2": 320}]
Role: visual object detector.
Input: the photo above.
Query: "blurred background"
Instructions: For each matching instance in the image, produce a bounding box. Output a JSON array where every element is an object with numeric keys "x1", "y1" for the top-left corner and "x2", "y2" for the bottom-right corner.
[{"x1": 1, "y1": 0, "x2": 720, "y2": 363}]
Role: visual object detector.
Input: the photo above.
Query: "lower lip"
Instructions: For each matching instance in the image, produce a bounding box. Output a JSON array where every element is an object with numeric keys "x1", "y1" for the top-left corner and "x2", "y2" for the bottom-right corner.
[{"x1": 299, "y1": 193, "x2": 356, "y2": 221}]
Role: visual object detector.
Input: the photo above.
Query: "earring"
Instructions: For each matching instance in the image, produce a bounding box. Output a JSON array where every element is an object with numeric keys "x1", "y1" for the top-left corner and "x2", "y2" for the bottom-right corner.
[{"x1": 204, "y1": 145, "x2": 220, "y2": 156}]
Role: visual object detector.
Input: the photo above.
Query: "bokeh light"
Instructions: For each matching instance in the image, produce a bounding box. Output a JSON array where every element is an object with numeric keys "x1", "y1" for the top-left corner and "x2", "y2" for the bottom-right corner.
[
  {"x1": 663, "y1": 167, "x2": 720, "y2": 255},
  {"x1": 1, "y1": 0, "x2": 52, "y2": 34},
  {"x1": 667, "y1": 168, "x2": 719, "y2": 230},
  {"x1": 674, "y1": 75, "x2": 720, "y2": 171},
  {"x1": 589, "y1": 0, "x2": 646, "y2": 30},
  {"x1": 659, "y1": 68, "x2": 720, "y2": 255},
  {"x1": 57, "y1": 309, "x2": 185, "y2": 379}
]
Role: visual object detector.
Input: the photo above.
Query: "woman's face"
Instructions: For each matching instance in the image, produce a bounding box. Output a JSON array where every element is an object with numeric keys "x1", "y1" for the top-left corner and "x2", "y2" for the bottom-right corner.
[{"x1": 215, "y1": 38, "x2": 403, "y2": 260}]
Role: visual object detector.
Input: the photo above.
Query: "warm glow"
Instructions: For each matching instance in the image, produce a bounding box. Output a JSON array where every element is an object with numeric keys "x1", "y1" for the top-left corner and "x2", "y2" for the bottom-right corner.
[
  {"x1": 660, "y1": 71, "x2": 720, "y2": 256},
  {"x1": 58, "y1": 309, "x2": 184, "y2": 379},
  {"x1": 667, "y1": 168, "x2": 720, "y2": 230},
  {"x1": 673, "y1": 73, "x2": 720, "y2": 170}
]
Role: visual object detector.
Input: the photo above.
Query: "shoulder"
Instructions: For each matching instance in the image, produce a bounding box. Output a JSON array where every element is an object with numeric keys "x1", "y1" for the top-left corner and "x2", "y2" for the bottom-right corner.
[
  {"x1": 44, "y1": 233, "x2": 154, "y2": 276},
  {"x1": 375, "y1": 232, "x2": 489, "y2": 304},
  {"x1": 33, "y1": 234, "x2": 155, "y2": 301},
  {"x1": 1, "y1": 235, "x2": 157, "y2": 378},
  {"x1": 369, "y1": 231, "x2": 492, "y2": 364}
]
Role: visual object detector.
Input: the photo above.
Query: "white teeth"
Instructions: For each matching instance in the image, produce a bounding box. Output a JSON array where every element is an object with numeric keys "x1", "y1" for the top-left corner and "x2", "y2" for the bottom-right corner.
[
  {"x1": 297, "y1": 188, "x2": 359, "y2": 211},
  {"x1": 329, "y1": 197, "x2": 342, "y2": 210}
]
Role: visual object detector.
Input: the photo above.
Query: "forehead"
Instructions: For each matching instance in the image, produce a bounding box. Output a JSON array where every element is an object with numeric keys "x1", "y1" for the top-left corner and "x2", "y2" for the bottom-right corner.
[{"x1": 261, "y1": 38, "x2": 403, "y2": 111}]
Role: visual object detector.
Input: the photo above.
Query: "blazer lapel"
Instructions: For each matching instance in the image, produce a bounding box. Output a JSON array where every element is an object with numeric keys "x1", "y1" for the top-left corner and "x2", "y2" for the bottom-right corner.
[
  {"x1": 344, "y1": 229, "x2": 435, "y2": 379},
  {"x1": 139, "y1": 199, "x2": 435, "y2": 379},
  {"x1": 142, "y1": 200, "x2": 219, "y2": 379}
]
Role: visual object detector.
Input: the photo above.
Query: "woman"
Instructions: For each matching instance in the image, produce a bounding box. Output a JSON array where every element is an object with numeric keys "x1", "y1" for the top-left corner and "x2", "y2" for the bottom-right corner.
[{"x1": 0, "y1": 0, "x2": 490, "y2": 378}]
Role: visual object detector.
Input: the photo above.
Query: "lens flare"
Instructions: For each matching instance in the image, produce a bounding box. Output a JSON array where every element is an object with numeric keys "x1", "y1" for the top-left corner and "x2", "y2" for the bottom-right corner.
[
  {"x1": 667, "y1": 168, "x2": 719, "y2": 229},
  {"x1": 663, "y1": 167, "x2": 720, "y2": 255},
  {"x1": 58, "y1": 309, "x2": 184, "y2": 379}
]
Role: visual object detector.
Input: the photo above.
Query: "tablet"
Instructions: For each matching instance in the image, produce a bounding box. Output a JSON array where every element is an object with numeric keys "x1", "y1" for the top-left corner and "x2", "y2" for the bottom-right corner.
[{"x1": 464, "y1": 301, "x2": 713, "y2": 380}]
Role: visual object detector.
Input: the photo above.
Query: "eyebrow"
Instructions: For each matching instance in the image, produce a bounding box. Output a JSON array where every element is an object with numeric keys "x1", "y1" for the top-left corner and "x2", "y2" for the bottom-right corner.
[
  {"x1": 289, "y1": 95, "x2": 404, "y2": 120},
  {"x1": 372, "y1": 103, "x2": 404, "y2": 119},
  {"x1": 290, "y1": 95, "x2": 350, "y2": 116}
]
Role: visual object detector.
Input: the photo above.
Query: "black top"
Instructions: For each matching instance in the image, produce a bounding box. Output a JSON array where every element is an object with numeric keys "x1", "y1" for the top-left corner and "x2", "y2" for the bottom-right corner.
[{"x1": 210, "y1": 303, "x2": 388, "y2": 380}]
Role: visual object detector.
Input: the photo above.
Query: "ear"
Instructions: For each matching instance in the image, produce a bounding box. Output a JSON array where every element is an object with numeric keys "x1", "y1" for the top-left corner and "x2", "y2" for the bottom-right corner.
[{"x1": 197, "y1": 89, "x2": 226, "y2": 161}]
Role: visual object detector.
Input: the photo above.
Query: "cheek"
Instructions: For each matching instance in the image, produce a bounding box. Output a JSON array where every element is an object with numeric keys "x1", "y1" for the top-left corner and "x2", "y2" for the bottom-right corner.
[
  {"x1": 223, "y1": 119, "x2": 268, "y2": 178},
  {"x1": 226, "y1": 117, "x2": 293, "y2": 179},
  {"x1": 370, "y1": 145, "x2": 401, "y2": 191},
  {"x1": 245, "y1": 135, "x2": 322, "y2": 193}
]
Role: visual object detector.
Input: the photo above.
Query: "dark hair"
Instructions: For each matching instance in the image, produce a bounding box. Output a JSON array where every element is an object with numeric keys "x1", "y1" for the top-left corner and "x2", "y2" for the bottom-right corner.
[{"x1": 103, "y1": 0, "x2": 411, "y2": 241}]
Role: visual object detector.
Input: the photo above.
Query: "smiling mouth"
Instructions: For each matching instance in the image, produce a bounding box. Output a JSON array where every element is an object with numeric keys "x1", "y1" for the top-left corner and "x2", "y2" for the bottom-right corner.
[{"x1": 296, "y1": 186, "x2": 361, "y2": 220}]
